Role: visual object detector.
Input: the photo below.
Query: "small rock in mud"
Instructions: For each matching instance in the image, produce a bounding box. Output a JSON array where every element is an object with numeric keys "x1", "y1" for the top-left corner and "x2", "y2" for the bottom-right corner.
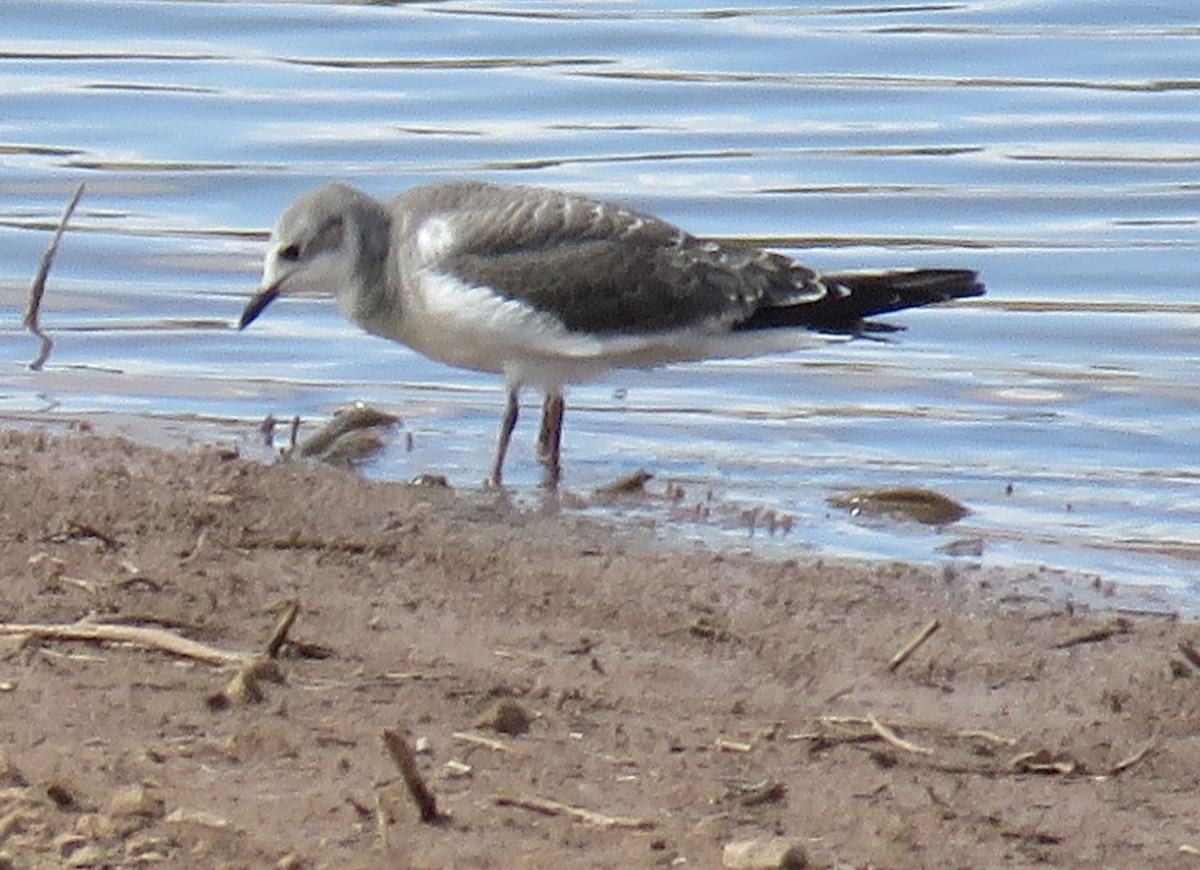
[
  {"x1": 105, "y1": 784, "x2": 165, "y2": 820},
  {"x1": 722, "y1": 836, "x2": 809, "y2": 869},
  {"x1": 477, "y1": 700, "x2": 533, "y2": 736}
]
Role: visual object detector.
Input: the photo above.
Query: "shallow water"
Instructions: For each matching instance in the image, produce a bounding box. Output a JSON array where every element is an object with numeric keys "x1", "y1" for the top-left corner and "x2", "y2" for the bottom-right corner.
[{"x1": 1, "y1": 1, "x2": 1197, "y2": 599}]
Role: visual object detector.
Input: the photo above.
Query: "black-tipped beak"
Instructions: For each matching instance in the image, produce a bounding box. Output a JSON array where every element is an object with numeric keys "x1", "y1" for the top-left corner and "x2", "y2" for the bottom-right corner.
[{"x1": 238, "y1": 285, "x2": 281, "y2": 330}]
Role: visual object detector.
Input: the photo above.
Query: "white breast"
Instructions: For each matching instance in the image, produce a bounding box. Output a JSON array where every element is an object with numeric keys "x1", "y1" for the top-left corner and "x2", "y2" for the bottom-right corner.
[{"x1": 378, "y1": 270, "x2": 615, "y2": 387}]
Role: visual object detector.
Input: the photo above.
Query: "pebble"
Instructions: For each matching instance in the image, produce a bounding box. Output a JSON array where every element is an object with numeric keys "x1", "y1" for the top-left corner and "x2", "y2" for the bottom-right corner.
[{"x1": 722, "y1": 837, "x2": 809, "y2": 869}]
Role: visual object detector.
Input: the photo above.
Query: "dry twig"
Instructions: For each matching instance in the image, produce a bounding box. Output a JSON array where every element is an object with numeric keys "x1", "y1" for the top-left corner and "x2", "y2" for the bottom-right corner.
[
  {"x1": 1112, "y1": 738, "x2": 1156, "y2": 775},
  {"x1": 264, "y1": 600, "x2": 300, "y2": 658},
  {"x1": 868, "y1": 714, "x2": 933, "y2": 755},
  {"x1": 24, "y1": 183, "x2": 85, "y2": 371},
  {"x1": 495, "y1": 793, "x2": 656, "y2": 830},
  {"x1": 374, "y1": 792, "x2": 391, "y2": 850},
  {"x1": 1008, "y1": 749, "x2": 1076, "y2": 775},
  {"x1": 0, "y1": 618, "x2": 252, "y2": 667},
  {"x1": 1052, "y1": 619, "x2": 1131, "y2": 650},
  {"x1": 887, "y1": 618, "x2": 941, "y2": 672},
  {"x1": 382, "y1": 728, "x2": 442, "y2": 824},
  {"x1": 956, "y1": 728, "x2": 1019, "y2": 747},
  {"x1": 452, "y1": 731, "x2": 523, "y2": 754},
  {"x1": 818, "y1": 715, "x2": 1016, "y2": 746}
]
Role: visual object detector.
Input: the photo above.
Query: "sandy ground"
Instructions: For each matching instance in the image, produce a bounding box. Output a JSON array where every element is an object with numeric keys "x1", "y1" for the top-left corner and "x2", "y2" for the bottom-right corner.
[{"x1": 1, "y1": 428, "x2": 1199, "y2": 869}]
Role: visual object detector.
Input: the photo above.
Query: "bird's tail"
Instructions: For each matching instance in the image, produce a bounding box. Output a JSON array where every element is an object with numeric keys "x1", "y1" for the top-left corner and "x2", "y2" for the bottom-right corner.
[{"x1": 738, "y1": 268, "x2": 984, "y2": 335}]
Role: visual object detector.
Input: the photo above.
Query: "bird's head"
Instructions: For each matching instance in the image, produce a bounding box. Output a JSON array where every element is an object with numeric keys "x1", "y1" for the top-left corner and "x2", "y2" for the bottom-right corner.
[{"x1": 238, "y1": 182, "x2": 390, "y2": 330}]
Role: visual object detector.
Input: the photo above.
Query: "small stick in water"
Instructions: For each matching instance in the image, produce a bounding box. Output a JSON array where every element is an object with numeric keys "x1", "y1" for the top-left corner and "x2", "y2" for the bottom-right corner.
[{"x1": 24, "y1": 183, "x2": 85, "y2": 371}]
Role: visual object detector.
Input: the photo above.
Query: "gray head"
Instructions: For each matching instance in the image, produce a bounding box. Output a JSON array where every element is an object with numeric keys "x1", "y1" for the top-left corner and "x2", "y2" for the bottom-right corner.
[{"x1": 238, "y1": 182, "x2": 392, "y2": 329}]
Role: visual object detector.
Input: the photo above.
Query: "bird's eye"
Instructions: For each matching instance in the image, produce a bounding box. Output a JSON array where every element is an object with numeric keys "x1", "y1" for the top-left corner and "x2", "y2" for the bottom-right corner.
[{"x1": 278, "y1": 243, "x2": 302, "y2": 262}]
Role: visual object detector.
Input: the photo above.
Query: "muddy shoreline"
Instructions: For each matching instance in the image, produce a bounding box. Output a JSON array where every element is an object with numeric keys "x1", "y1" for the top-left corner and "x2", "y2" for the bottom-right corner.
[{"x1": 0, "y1": 429, "x2": 1197, "y2": 868}]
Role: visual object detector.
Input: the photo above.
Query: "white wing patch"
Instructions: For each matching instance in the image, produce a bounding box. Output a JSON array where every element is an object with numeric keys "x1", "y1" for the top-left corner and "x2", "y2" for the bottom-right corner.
[
  {"x1": 413, "y1": 216, "x2": 458, "y2": 266},
  {"x1": 400, "y1": 270, "x2": 606, "y2": 376}
]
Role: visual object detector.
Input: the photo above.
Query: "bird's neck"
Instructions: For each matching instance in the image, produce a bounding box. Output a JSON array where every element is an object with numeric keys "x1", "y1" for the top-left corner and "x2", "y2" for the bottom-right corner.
[{"x1": 346, "y1": 208, "x2": 397, "y2": 329}]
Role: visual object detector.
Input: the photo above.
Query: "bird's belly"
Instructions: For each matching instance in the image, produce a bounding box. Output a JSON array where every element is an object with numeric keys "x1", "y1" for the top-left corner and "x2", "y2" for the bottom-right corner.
[
  {"x1": 356, "y1": 271, "x2": 622, "y2": 386},
  {"x1": 394, "y1": 319, "x2": 617, "y2": 387},
  {"x1": 356, "y1": 269, "x2": 830, "y2": 389}
]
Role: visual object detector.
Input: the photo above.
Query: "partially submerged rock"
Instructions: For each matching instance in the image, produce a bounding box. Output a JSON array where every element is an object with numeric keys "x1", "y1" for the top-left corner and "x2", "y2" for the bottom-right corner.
[
  {"x1": 828, "y1": 486, "x2": 970, "y2": 526},
  {"x1": 294, "y1": 404, "x2": 399, "y2": 466}
]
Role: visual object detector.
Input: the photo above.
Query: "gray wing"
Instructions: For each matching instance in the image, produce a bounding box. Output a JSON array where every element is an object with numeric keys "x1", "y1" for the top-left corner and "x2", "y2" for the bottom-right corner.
[{"x1": 408, "y1": 182, "x2": 831, "y2": 336}]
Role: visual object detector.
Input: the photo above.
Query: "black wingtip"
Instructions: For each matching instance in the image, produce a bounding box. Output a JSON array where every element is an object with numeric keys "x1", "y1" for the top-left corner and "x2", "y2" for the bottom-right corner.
[
  {"x1": 238, "y1": 286, "x2": 280, "y2": 331},
  {"x1": 733, "y1": 267, "x2": 985, "y2": 334},
  {"x1": 940, "y1": 268, "x2": 985, "y2": 300},
  {"x1": 828, "y1": 267, "x2": 986, "y2": 308},
  {"x1": 873, "y1": 268, "x2": 985, "y2": 303}
]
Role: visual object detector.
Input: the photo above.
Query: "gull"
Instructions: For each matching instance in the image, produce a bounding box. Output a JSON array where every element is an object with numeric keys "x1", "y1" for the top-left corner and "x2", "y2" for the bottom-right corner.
[{"x1": 239, "y1": 181, "x2": 983, "y2": 487}]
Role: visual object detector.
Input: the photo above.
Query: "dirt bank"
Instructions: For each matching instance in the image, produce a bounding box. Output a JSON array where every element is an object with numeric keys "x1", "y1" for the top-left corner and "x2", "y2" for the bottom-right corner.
[{"x1": 0, "y1": 429, "x2": 1197, "y2": 868}]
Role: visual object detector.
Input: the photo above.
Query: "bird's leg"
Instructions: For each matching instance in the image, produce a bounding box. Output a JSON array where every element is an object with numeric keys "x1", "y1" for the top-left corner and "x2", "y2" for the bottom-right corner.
[
  {"x1": 536, "y1": 390, "x2": 564, "y2": 489},
  {"x1": 488, "y1": 387, "x2": 520, "y2": 488}
]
